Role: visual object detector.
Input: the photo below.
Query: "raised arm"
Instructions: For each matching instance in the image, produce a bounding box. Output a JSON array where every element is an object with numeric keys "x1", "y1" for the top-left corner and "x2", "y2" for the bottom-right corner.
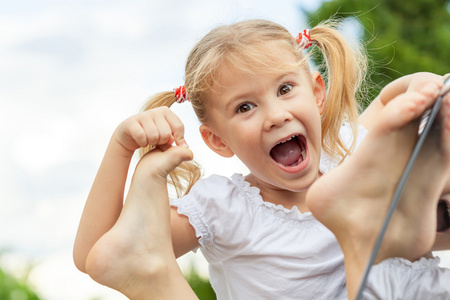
[
  {"x1": 73, "y1": 107, "x2": 192, "y2": 273},
  {"x1": 73, "y1": 132, "x2": 132, "y2": 272}
]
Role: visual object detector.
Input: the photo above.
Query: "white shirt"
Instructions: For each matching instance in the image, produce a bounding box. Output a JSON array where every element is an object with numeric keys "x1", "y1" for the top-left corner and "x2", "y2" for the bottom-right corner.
[
  {"x1": 170, "y1": 123, "x2": 367, "y2": 300},
  {"x1": 364, "y1": 257, "x2": 450, "y2": 300},
  {"x1": 171, "y1": 173, "x2": 346, "y2": 300}
]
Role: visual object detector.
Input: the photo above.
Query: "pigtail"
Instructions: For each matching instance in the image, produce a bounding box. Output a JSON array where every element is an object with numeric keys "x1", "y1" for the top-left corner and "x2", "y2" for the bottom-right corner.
[
  {"x1": 139, "y1": 91, "x2": 202, "y2": 198},
  {"x1": 309, "y1": 20, "x2": 368, "y2": 162}
]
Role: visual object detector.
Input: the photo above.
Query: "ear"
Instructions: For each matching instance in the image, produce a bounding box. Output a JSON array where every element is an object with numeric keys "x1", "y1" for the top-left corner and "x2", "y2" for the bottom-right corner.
[
  {"x1": 311, "y1": 71, "x2": 326, "y2": 115},
  {"x1": 200, "y1": 124, "x2": 234, "y2": 158}
]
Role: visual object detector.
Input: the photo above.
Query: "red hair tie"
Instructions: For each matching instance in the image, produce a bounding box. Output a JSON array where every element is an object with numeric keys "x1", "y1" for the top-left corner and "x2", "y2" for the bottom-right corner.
[
  {"x1": 296, "y1": 29, "x2": 312, "y2": 49},
  {"x1": 174, "y1": 85, "x2": 189, "y2": 103}
]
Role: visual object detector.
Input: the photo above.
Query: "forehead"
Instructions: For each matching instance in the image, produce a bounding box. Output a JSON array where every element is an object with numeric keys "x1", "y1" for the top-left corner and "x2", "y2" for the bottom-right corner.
[
  {"x1": 229, "y1": 40, "x2": 301, "y2": 75},
  {"x1": 213, "y1": 42, "x2": 305, "y2": 90}
]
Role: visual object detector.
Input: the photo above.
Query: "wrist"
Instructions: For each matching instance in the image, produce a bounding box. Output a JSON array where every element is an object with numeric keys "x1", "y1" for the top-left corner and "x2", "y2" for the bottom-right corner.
[{"x1": 109, "y1": 134, "x2": 136, "y2": 159}]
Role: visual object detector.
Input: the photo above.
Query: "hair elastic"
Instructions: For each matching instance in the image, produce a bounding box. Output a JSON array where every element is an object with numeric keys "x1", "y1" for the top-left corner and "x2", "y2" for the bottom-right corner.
[
  {"x1": 174, "y1": 85, "x2": 189, "y2": 103},
  {"x1": 296, "y1": 29, "x2": 312, "y2": 49}
]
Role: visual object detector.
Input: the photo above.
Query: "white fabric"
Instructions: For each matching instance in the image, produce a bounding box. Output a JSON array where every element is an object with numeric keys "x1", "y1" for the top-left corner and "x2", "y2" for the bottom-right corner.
[
  {"x1": 170, "y1": 123, "x2": 367, "y2": 300},
  {"x1": 364, "y1": 257, "x2": 450, "y2": 300},
  {"x1": 319, "y1": 123, "x2": 367, "y2": 174},
  {"x1": 171, "y1": 173, "x2": 346, "y2": 300}
]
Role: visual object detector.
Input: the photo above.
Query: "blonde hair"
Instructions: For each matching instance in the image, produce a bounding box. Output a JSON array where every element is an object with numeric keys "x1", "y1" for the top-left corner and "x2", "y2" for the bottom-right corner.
[{"x1": 141, "y1": 19, "x2": 367, "y2": 196}]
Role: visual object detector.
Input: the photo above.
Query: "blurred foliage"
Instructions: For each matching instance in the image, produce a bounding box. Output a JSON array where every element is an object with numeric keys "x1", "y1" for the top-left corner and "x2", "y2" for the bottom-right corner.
[
  {"x1": 305, "y1": 0, "x2": 450, "y2": 108},
  {"x1": 0, "y1": 265, "x2": 41, "y2": 300},
  {"x1": 185, "y1": 267, "x2": 216, "y2": 300}
]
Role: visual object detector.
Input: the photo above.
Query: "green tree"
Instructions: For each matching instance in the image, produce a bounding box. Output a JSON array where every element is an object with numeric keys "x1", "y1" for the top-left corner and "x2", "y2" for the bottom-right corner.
[
  {"x1": 305, "y1": 0, "x2": 450, "y2": 107},
  {"x1": 0, "y1": 265, "x2": 41, "y2": 300},
  {"x1": 185, "y1": 267, "x2": 216, "y2": 300}
]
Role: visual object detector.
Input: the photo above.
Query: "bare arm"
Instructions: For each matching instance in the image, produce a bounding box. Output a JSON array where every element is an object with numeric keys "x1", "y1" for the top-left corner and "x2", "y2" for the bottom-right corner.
[{"x1": 73, "y1": 134, "x2": 132, "y2": 272}]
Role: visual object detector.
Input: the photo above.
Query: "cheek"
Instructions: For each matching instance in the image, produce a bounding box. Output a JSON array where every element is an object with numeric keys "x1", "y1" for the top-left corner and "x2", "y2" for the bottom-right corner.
[
  {"x1": 307, "y1": 115, "x2": 323, "y2": 155},
  {"x1": 302, "y1": 108, "x2": 322, "y2": 139},
  {"x1": 220, "y1": 125, "x2": 256, "y2": 156}
]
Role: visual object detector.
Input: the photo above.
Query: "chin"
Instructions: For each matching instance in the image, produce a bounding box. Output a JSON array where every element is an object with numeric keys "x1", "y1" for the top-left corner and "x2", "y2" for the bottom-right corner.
[{"x1": 289, "y1": 171, "x2": 319, "y2": 192}]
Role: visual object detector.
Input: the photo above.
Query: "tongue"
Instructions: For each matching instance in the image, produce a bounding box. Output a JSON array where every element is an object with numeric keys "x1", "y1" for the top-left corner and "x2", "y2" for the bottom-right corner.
[{"x1": 270, "y1": 139, "x2": 302, "y2": 166}]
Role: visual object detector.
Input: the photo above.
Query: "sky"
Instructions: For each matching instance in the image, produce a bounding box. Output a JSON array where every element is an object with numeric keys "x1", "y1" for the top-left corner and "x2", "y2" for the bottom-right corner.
[{"x1": 1, "y1": 1, "x2": 449, "y2": 299}]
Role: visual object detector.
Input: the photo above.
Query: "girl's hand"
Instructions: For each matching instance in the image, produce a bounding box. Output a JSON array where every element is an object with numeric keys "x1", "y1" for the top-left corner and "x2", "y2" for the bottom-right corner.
[{"x1": 113, "y1": 107, "x2": 188, "y2": 156}]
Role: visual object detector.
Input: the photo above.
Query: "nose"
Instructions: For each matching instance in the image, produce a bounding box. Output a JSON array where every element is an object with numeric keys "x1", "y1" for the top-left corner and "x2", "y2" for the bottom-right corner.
[{"x1": 263, "y1": 102, "x2": 293, "y2": 131}]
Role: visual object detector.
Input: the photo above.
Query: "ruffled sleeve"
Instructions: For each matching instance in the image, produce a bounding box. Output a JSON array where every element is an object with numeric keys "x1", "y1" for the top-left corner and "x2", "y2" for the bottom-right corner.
[
  {"x1": 170, "y1": 174, "x2": 238, "y2": 252},
  {"x1": 363, "y1": 257, "x2": 450, "y2": 299},
  {"x1": 170, "y1": 192, "x2": 213, "y2": 248}
]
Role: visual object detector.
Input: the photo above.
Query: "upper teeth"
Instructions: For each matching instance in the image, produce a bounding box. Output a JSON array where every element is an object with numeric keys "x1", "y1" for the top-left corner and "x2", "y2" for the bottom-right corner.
[{"x1": 279, "y1": 135, "x2": 297, "y2": 144}]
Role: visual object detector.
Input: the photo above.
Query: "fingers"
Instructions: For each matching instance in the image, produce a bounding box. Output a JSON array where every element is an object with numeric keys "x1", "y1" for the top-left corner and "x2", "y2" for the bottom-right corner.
[
  {"x1": 164, "y1": 111, "x2": 188, "y2": 147},
  {"x1": 139, "y1": 110, "x2": 174, "y2": 146},
  {"x1": 139, "y1": 107, "x2": 187, "y2": 147},
  {"x1": 118, "y1": 106, "x2": 189, "y2": 152}
]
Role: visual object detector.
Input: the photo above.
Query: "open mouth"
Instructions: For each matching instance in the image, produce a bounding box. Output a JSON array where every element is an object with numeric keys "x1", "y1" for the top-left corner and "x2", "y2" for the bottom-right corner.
[
  {"x1": 437, "y1": 199, "x2": 450, "y2": 232},
  {"x1": 270, "y1": 135, "x2": 307, "y2": 167}
]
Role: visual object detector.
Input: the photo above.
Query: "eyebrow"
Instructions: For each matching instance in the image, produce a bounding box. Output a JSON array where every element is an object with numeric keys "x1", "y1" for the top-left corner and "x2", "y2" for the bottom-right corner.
[
  {"x1": 223, "y1": 71, "x2": 300, "y2": 111},
  {"x1": 224, "y1": 91, "x2": 253, "y2": 112}
]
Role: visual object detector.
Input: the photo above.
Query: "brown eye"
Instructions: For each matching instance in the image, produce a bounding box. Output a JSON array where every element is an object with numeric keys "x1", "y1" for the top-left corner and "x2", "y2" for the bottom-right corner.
[
  {"x1": 278, "y1": 83, "x2": 293, "y2": 96},
  {"x1": 236, "y1": 103, "x2": 255, "y2": 114}
]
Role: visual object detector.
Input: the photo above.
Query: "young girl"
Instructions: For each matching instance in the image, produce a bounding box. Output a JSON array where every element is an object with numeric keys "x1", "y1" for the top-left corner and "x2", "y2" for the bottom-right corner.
[
  {"x1": 73, "y1": 18, "x2": 447, "y2": 299},
  {"x1": 79, "y1": 80, "x2": 450, "y2": 300}
]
